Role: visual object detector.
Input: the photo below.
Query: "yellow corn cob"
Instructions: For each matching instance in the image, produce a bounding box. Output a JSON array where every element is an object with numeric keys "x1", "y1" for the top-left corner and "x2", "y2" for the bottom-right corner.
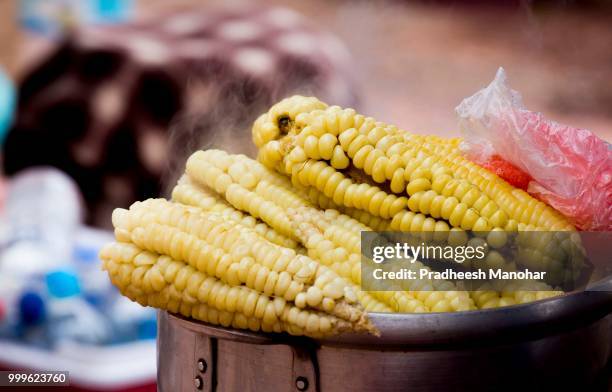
[
  {"x1": 289, "y1": 158, "x2": 409, "y2": 219},
  {"x1": 353, "y1": 116, "x2": 572, "y2": 231},
  {"x1": 181, "y1": 151, "x2": 425, "y2": 313},
  {"x1": 357, "y1": 291, "x2": 393, "y2": 313},
  {"x1": 471, "y1": 280, "x2": 561, "y2": 309},
  {"x1": 186, "y1": 150, "x2": 404, "y2": 273},
  {"x1": 171, "y1": 175, "x2": 298, "y2": 249},
  {"x1": 290, "y1": 181, "x2": 393, "y2": 231},
  {"x1": 186, "y1": 150, "x2": 297, "y2": 239},
  {"x1": 424, "y1": 147, "x2": 574, "y2": 231},
  {"x1": 290, "y1": 206, "x2": 476, "y2": 312},
  {"x1": 100, "y1": 94, "x2": 574, "y2": 333},
  {"x1": 321, "y1": 209, "x2": 373, "y2": 234},
  {"x1": 112, "y1": 199, "x2": 369, "y2": 320},
  {"x1": 100, "y1": 242, "x2": 376, "y2": 336},
  {"x1": 257, "y1": 97, "x2": 579, "y2": 265},
  {"x1": 289, "y1": 113, "x2": 497, "y2": 230},
  {"x1": 252, "y1": 96, "x2": 572, "y2": 308},
  {"x1": 254, "y1": 96, "x2": 574, "y2": 232},
  {"x1": 132, "y1": 199, "x2": 392, "y2": 318}
]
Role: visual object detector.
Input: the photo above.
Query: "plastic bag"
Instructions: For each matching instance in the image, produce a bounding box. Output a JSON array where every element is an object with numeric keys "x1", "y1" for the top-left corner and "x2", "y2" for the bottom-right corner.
[{"x1": 456, "y1": 67, "x2": 612, "y2": 231}]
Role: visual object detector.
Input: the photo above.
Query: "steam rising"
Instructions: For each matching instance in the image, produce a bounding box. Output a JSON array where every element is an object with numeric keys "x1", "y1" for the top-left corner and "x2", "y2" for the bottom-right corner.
[{"x1": 163, "y1": 68, "x2": 331, "y2": 195}]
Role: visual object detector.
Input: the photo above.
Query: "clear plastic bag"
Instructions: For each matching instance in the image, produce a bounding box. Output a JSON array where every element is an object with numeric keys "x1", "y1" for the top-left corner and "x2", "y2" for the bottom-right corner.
[{"x1": 456, "y1": 67, "x2": 612, "y2": 231}]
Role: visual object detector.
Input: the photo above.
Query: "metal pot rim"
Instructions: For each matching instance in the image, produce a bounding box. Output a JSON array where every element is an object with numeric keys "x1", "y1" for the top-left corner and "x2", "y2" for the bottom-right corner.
[{"x1": 166, "y1": 285, "x2": 612, "y2": 347}]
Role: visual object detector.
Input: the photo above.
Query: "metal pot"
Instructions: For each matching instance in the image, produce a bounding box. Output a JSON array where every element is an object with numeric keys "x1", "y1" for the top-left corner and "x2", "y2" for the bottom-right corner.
[{"x1": 157, "y1": 287, "x2": 612, "y2": 392}]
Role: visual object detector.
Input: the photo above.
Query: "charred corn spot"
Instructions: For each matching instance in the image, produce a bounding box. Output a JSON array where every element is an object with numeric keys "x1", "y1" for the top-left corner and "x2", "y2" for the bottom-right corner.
[{"x1": 252, "y1": 96, "x2": 327, "y2": 148}]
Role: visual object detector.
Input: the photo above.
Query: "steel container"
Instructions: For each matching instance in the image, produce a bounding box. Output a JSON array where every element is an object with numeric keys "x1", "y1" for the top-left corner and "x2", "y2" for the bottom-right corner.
[{"x1": 157, "y1": 286, "x2": 612, "y2": 392}]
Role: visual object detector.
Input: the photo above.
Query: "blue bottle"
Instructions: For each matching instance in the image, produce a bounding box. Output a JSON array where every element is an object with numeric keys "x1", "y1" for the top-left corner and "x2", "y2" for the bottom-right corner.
[
  {"x1": 45, "y1": 270, "x2": 111, "y2": 346},
  {"x1": 17, "y1": 290, "x2": 49, "y2": 347}
]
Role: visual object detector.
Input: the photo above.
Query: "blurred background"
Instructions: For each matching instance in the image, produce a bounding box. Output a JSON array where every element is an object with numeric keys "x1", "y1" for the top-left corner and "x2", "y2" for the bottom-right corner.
[{"x1": 0, "y1": 0, "x2": 610, "y2": 390}]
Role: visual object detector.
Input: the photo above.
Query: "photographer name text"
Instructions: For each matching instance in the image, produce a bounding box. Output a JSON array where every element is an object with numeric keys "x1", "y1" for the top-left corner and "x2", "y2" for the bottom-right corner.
[{"x1": 372, "y1": 268, "x2": 547, "y2": 281}]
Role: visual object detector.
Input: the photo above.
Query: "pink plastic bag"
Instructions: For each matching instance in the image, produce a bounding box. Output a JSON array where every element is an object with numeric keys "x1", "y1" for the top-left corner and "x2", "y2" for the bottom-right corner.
[{"x1": 456, "y1": 68, "x2": 612, "y2": 231}]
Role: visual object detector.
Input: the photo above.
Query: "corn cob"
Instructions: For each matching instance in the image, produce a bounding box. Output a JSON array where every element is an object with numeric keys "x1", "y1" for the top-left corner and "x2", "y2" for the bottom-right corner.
[
  {"x1": 112, "y1": 199, "x2": 373, "y2": 323},
  {"x1": 256, "y1": 96, "x2": 579, "y2": 256},
  {"x1": 291, "y1": 181, "x2": 392, "y2": 231},
  {"x1": 185, "y1": 150, "x2": 299, "y2": 239},
  {"x1": 289, "y1": 158, "x2": 409, "y2": 219},
  {"x1": 252, "y1": 96, "x2": 571, "y2": 305},
  {"x1": 101, "y1": 93, "x2": 574, "y2": 335},
  {"x1": 101, "y1": 242, "x2": 376, "y2": 336},
  {"x1": 179, "y1": 150, "x2": 472, "y2": 312},
  {"x1": 289, "y1": 206, "x2": 476, "y2": 312},
  {"x1": 423, "y1": 147, "x2": 574, "y2": 231},
  {"x1": 265, "y1": 133, "x2": 516, "y2": 270},
  {"x1": 287, "y1": 209, "x2": 401, "y2": 312},
  {"x1": 177, "y1": 154, "x2": 413, "y2": 313},
  {"x1": 267, "y1": 140, "x2": 551, "y2": 309},
  {"x1": 256, "y1": 101, "x2": 500, "y2": 253},
  {"x1": 322, "y1": 209, "x2": 373, "y2": 234},
  {"x1": 338, "y1": 112, "x2": 559, "y2": 229},
  {"x1": 471, "y1": 280, "x2": 562, "y2": 309},
  {"x1": 280, "y1": 112, "x2": 499, "y2": 231},
  {"x1": 171, "y1": 175, "x2": 298, "y2": 249},
  {"x1": 254, "y1": 96, "x2": 574, "y2": 232}
]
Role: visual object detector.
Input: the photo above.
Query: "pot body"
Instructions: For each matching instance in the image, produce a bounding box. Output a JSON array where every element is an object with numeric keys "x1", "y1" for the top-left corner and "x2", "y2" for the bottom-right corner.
[{"x1": 157, "y1": 291, "x2": 612, "y2": 392}]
